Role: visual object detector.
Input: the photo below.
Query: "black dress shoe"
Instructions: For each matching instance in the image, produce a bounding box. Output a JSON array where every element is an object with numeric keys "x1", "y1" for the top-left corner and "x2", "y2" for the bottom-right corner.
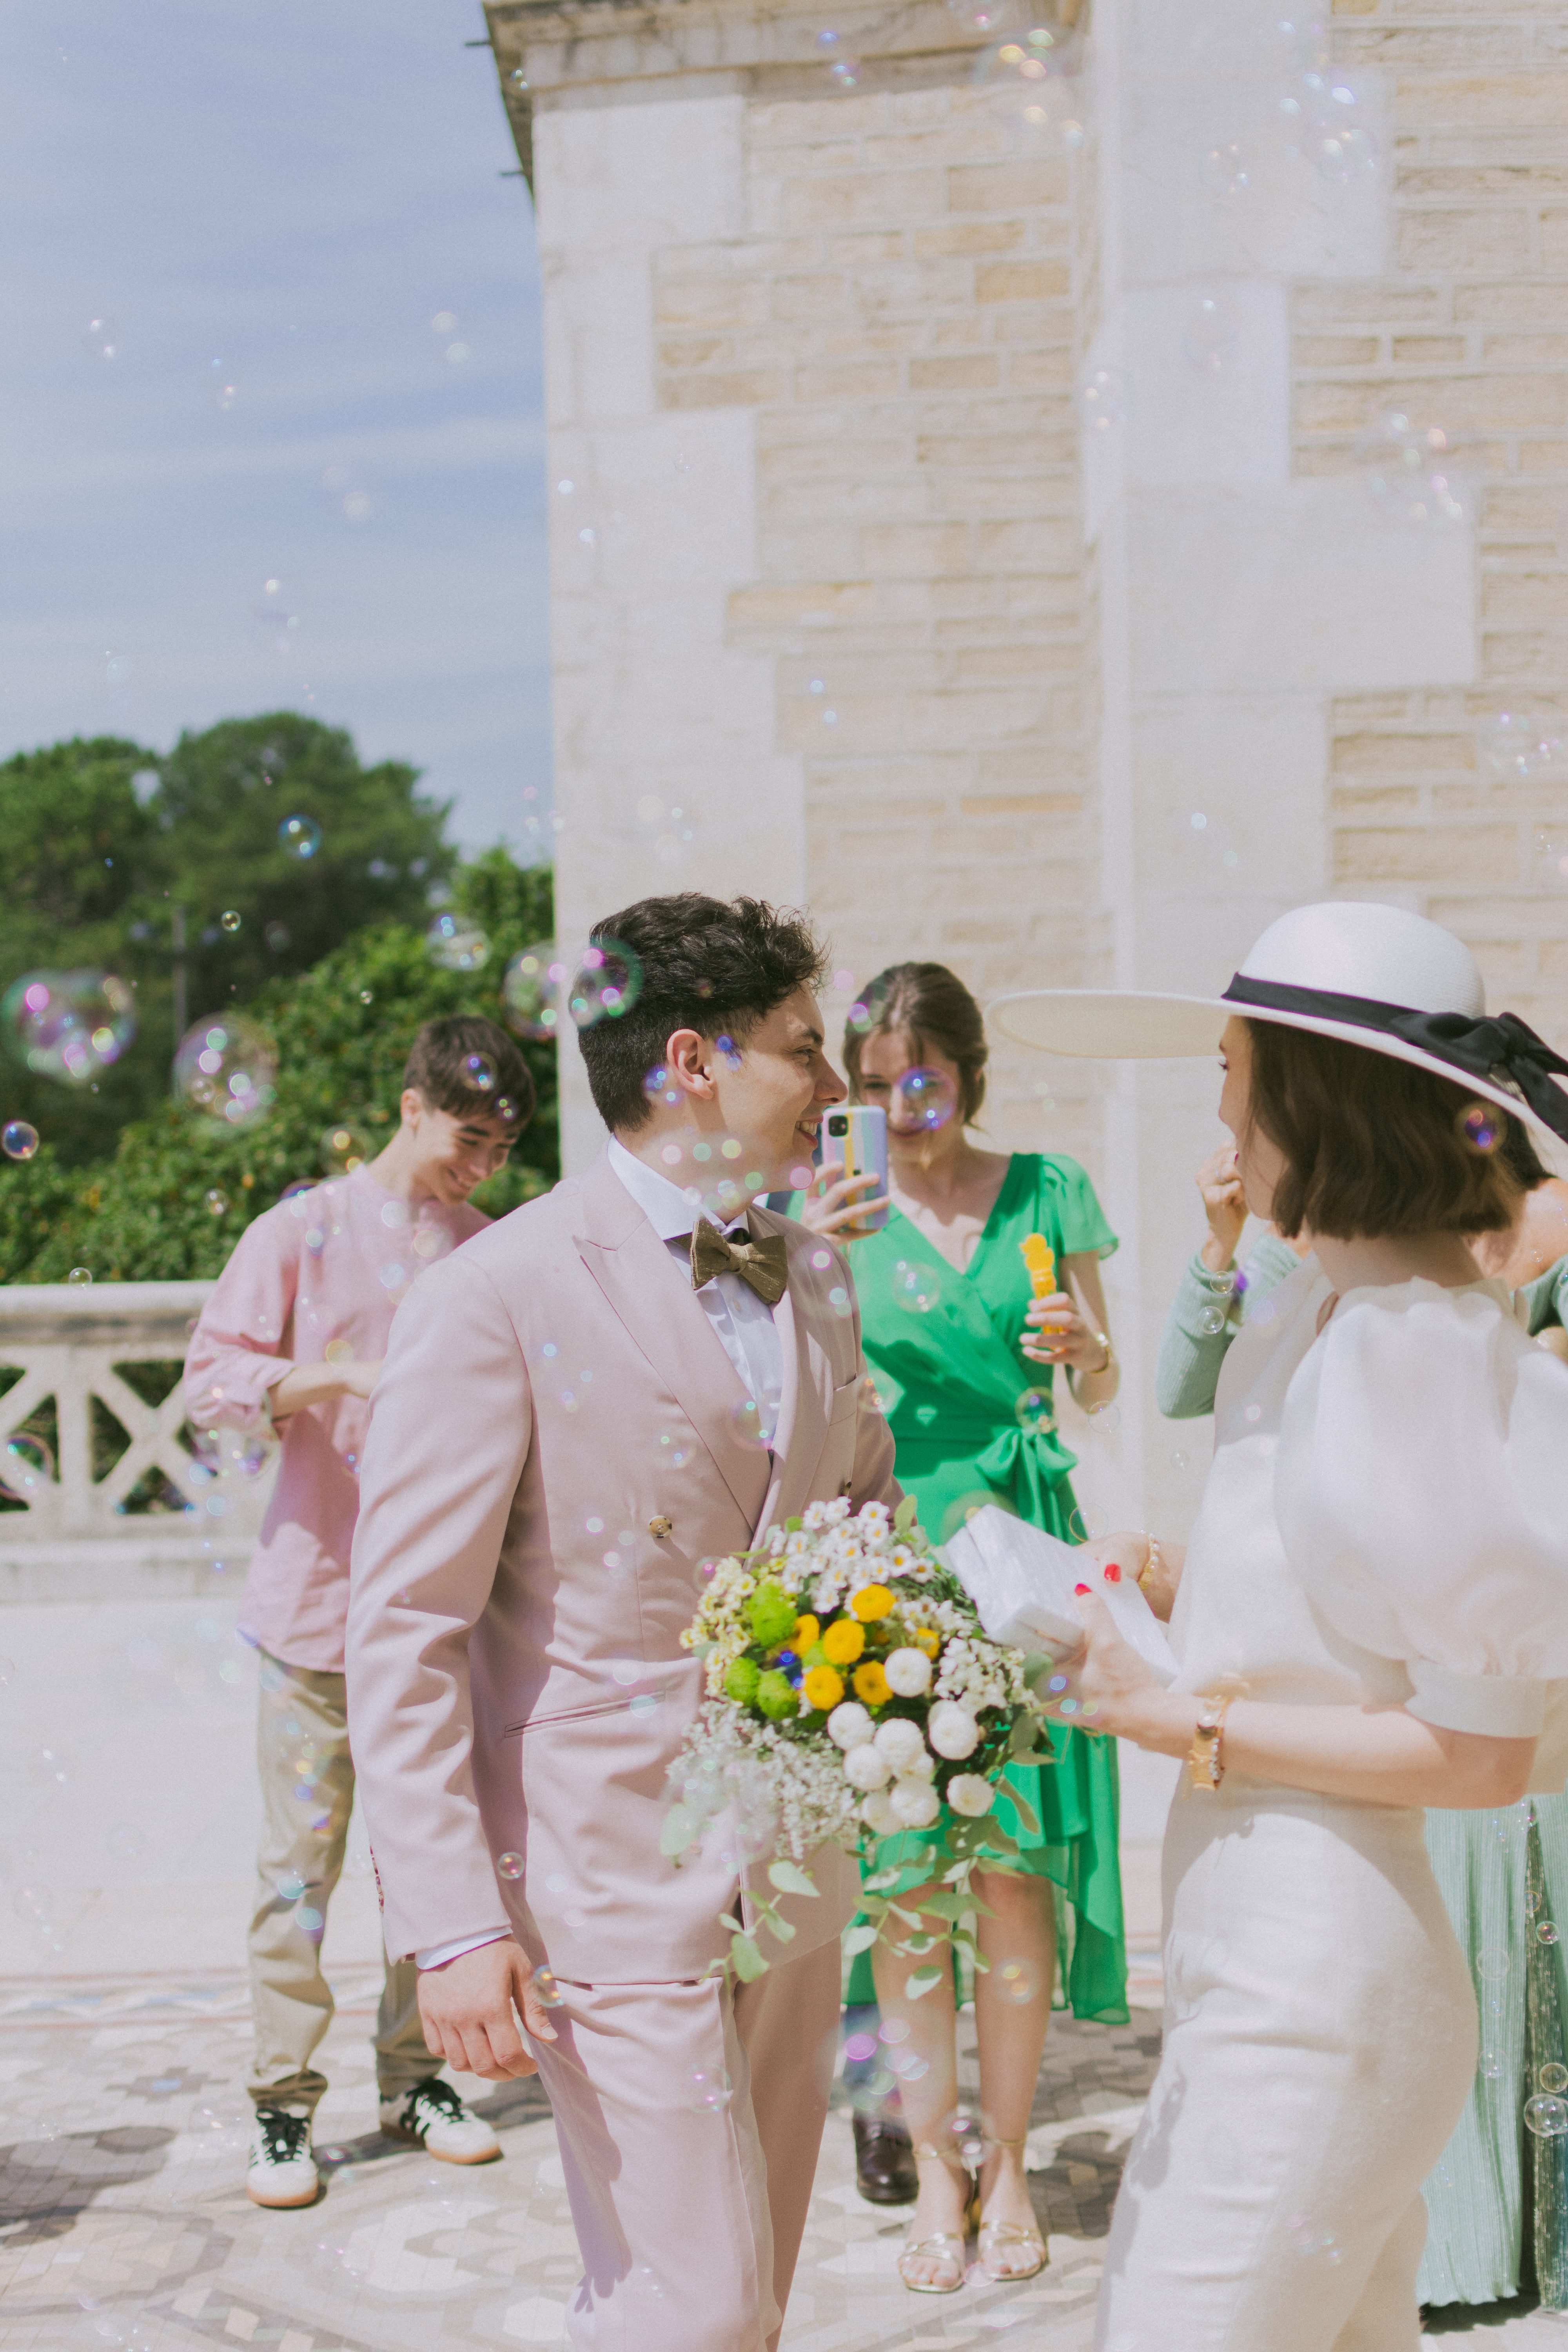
[{"x1": 853, "y1": 2113, "x2": 918, "y2": 2205}]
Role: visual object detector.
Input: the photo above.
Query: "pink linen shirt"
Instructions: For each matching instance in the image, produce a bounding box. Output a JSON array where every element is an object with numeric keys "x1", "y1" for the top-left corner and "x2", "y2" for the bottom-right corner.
[{"x1": 183, "y1": 1167, "x2": 489, "y2": 1671}]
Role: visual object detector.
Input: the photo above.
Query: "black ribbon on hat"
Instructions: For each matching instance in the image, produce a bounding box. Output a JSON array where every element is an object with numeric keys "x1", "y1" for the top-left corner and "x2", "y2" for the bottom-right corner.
[{"x1": 1222, "y1": 972, "x2": 1568, "y2": 1144}]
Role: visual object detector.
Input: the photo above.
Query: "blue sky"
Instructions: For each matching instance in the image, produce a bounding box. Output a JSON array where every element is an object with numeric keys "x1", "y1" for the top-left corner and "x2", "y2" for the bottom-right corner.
[{"x1": 0, "y1": 0, "x2": 549, "y2": 854}]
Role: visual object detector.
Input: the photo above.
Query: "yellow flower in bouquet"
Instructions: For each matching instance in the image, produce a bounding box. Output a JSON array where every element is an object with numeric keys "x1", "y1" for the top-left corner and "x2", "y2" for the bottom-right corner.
[
  {"x1": 803, "y1": 1665, "x2": 845, "y2": 1711},
  {"x1": 853, "y1": 1660, "x2": 891, "y2": 1707},
  {"x1": 851, "y1": 1583, "x2": 894, "y2": 1623},
  {"x1": 822, "y1": 1619, "x2": 865, "y2": 1666},
  {"x1": 792, "y1": 1613, "x2": 821, "y2": 1653}
]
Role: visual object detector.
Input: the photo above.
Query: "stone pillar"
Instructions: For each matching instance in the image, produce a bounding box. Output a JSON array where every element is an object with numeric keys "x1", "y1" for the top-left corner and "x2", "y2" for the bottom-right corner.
[{"x1": 487, "y1": 0, "x2": 1568, "y2": 1539}]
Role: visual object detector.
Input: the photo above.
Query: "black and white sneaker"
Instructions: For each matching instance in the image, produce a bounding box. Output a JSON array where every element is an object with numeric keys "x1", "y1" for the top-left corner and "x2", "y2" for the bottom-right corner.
[
  {"x1": 379, "y1": 2076, "x2": 501, "y2": 2164},
  {"x1": 246, "y1": 2103, "x2": 320, "y2": 2208}
]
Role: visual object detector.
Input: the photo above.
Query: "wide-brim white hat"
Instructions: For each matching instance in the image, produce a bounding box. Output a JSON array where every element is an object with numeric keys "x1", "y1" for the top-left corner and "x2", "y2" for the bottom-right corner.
[{"x1": 989, "y1": 900, "x2": 1568, "y2": 1146}]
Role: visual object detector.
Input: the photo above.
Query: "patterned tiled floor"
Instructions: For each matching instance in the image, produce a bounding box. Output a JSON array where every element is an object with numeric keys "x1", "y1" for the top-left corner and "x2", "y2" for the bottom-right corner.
[{"x1": 3, "y1": 1976, "x2": 1566, "y2": 2350}]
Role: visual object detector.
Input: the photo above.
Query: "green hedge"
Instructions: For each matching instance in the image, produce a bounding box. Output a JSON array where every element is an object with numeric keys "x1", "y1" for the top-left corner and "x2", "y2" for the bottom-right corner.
[{"x1": 0, "y1": 851, "x2": 559, "y2": 1285}]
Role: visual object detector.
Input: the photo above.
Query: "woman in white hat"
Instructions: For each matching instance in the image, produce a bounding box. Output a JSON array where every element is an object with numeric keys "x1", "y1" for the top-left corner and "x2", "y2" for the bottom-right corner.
[{"x1": 989, "y1": 899, "x2": 1568, "y2": 2350}]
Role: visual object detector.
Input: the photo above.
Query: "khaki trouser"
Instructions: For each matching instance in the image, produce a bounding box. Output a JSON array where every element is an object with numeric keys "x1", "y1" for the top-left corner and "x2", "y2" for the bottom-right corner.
[{"x1": 247, "y1": 1652, "x2": 432, "y2": 2114}]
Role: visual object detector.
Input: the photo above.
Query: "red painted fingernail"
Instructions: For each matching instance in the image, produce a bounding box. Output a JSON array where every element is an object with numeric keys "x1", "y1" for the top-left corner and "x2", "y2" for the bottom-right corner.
[
  {"x1": 1074, "y1": 1582, "x2": 1091, "y2": 1595},
  {"x1": 1103, "y1": 1563, "x2": 1122, "y2": 1584}
]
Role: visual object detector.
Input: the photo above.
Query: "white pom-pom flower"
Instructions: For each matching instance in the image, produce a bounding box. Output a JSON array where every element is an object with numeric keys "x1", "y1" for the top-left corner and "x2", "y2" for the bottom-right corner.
[
  {"x1": 827, "y1": 1701, "x2": 875, "y2": 1751},
  {"x1": 844, "y1": 1742, "x2": 892, "y2": 1790},
  {"x1": 889, "y1": 1777, "x2": 941, "y2": 1829},
  {"x1": 884, "y1": 1646, "x2": 932, "y2": 1698},
  {"x1": 873, "y1": 1717, "x2": 927, "y2": 1774},
  {"x1": 946, "y1": 1773, "x2": 995, "y2": 1817},
  {"x1": 928, "y1": 1700, "x2": 981, "y2": 1759},
  {"x1": 860, "y1": 1788, "x2": 900, "y2": 1836}
]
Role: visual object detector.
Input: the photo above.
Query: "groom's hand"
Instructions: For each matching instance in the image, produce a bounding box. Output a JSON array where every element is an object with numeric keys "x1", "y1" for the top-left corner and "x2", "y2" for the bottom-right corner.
[{"x1": 417, "y1": 1940, "x2": 558, "y2": 2081}]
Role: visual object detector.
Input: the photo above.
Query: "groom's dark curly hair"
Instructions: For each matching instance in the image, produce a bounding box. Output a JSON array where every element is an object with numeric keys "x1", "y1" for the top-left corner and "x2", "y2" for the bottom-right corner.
[{"x1": 577, "y1": 892, "x2": 828, "y2": 1133}]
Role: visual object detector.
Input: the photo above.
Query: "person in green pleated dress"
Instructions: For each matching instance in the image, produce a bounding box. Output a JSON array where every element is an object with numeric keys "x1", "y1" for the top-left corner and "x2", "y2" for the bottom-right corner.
[
  {"x1": 1158, "y1": 1131, "x2": 1568, "y2": 2318},
  {"x1": 800, "y1": 962, "x2": 1128, "y2": 2295}
]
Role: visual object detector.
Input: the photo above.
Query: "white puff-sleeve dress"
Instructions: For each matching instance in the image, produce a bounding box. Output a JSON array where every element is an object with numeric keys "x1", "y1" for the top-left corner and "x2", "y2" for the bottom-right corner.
[{"x1": 1096, "y1": 1263, "x2": 1568, "y2": 2352}]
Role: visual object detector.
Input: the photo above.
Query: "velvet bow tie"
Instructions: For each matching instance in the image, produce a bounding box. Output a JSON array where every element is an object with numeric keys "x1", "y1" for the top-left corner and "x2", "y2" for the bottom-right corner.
[{"x1": 688, "y1": 1220, "x2": 789, "y2": 1306}]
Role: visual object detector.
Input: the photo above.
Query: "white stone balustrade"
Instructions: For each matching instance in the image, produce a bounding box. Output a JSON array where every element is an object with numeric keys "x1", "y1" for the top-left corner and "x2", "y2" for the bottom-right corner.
[{"x1": 0, "y1": 1281, "x2": 275, "y2": 1602}]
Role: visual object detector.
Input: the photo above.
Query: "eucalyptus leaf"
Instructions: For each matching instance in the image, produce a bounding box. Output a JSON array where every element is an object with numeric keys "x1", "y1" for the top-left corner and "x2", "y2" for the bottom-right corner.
[
  {"x1": 1006, "y1": 1784, "x2": 1041, "y2": 1836},
  {"x1": 731, "y1": 1934, "x2": 769, "y2": 1982},
  {"x1": 842, "y1": 1922, "x2": 880, "y2": 1956},
  {"x1": 905, "y1": 1965, "x2": 944, "y2": 1999},
  {"x1": 894, "y1": 1495, "x2": 919, "y2": 1535},
  {"x1": 660, "y1": 1804, "x2": 698, "y2": 1858},
  {"x1": 765, "y1": 1913, "x2": 797, "y2": 1943},
  {"x1": 766, "y1": 1858, "x2": 820, "y2": 1900}
]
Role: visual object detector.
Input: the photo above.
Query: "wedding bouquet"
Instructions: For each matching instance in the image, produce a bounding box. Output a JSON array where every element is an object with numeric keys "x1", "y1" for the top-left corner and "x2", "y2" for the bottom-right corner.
[{"x1": 663, "y1": 1493, "x2": 1052, "y2": 1982}]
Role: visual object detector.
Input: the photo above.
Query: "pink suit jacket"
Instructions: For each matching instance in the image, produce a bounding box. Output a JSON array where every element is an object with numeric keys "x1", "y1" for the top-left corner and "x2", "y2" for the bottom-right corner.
[{"x1": 345, "y1": 1147, "x2": 899, "y2": 1981}]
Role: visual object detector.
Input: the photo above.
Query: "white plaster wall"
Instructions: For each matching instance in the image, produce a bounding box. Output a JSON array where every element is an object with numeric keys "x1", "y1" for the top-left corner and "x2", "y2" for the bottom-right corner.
[
  {"x1": 1085, "y1": 0, "x2": 1476, "y2": 1541},
  {"x1": 535, "y1": 96, "x2": 808, "y2": 1171}
]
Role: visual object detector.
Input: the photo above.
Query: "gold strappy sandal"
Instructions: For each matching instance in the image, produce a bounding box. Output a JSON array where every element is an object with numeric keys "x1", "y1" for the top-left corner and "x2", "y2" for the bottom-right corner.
[
  {"x1": 897, "y1": 2147, "x2": 975, "y2": 2295},
  {"x1": 976, "y1": 2132, "x2": 1047, "y2": 2283}
]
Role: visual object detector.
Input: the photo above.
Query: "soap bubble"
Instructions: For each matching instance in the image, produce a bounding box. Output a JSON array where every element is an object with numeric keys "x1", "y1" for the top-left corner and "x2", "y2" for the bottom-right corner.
[
  {"x1": 1200, "y1": 142, "x2": 1256, "y2": 202},
  {"x1": 204, "y1": 1189, "x2": 228, "y2": 1218},
  {"x1": 997, "y1": 1959, "x2": 1040, "y2": 2005},
  {"x1": 82, "y1": 314, "x2": 122, "y2": 361},
  {"x1": 1527, "y1": 2094, "x2": 1568, "y2": 2138},
  {"x1": 2, "y1": 970, "x2": 137, "y2": 1082},
  {"x1": 1482, "y1": 707, "x2": 1568, "y2": 783},
  {"x1": 1476, "y1": 1946, "x2": 1511, "y2": 1983},
  {"x1": 951, "y1": 2112, "x2": 986, "y2": 2167},
  {"x1": 948, "y1": 0, "x2": 1014, "y2": 29},
  {"x1": 532, "y1": 1967, "x2": 564, "y2": 2008},
  {"x1": 2, "y1": 1122, "x2": 38, "y2": 1160},
  {"x1": 67, "y1": 1266, "x2": 92, "y2": 1286},
  {"x1": 825, "y1": 50, "x2": 864, "y2": 90},
  {"x1": 0, "y1": 1434, "x2": 53, "y2": 1501},
  {"x1": 278, "y1": 814, "x2": 321, "y2": 860},
  {"x1": 1458, "y1": 1103, "x2": 1503, "y2": 1155},
  {"x1": 1087, "y1": 1401, "x2": 1122, "y2": 1433},
  {"x1": 321, "y1": 1123, "x2": 371, "y2": 1174},
  {"x1": 174, "y1": 1016, "x2": 276, "y2": 1128},
  {"x1": 1015, "y1": 1385, "x2": 1055, "y2": 1436},
  {"x1": 497, "y1": 1852, "x2": 524, "y2": 1879},
  {"x1": 1080, "y1": 368, "x2": 1126, "y2": 432},
  {"x1": 891, "y1": 1067, "x2": 958, "y2": 1134},
  {"x1": 1532, "y1": 828, "x2": 1568, "y2": 884},
  {"x1": 730, "y1": 1397, "x2": 778, "y2": 1451},
  {"x1": 220, "y1": 909, "x2": 241, "y2": 934},
  {"x1": 684, "y1": 2066, "x2": 733, "y2": 2114},
  {"x1": 209, "y1": 362, "x2": 240, "y2": 410},
  {"x1": 1542, "y1": 2063, "x2": 1568, "y2": 2095},
  {"x1": 1280, "y1": 71, "x2": 1376, "y2": 184},
  {"x1": 1357, "y1": 411, "x2": 1468, "y2": 529},
  {"x1": 568, "y1": 938, "x2": 644, "y2": 1029},
  {"x1": 1481, "y1": 2044, "x2": 1505, "y2": 2080},
  {"x1": 461, "y1": 1052, "x2": 497, "y2": 1093},
  {"x1": 426, "y1": 913, "x2": 490, "y2": 973},
  {"x1": 1540, "y1": 1920, "x2": 1561, "y2": 1946},
  {"x1": 1196, "y1": 1303, "x2": 1228, "y2": 1336},
  {"x1": 656, "y1": 1132, "x2": 766, "y2": 1221},
  {"x1": 29, "y1": 1745, "x2": 73, "y2": 1791},
  {"x1": 503, "y1": 942, "x2": 566, "y2": 1040},
  {"x1": 1182, "y1": 290, "x2": 1239, "y2": 375},
  {"x1": 973, "y1": 23, "x2": 1086, "y2": 151},
  {"x1": 890, "y1": 1259, "x2": 941, "y2": 1314}
]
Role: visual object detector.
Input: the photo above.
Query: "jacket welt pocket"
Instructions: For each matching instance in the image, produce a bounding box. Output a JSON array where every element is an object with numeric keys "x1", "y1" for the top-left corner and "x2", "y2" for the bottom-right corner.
[{"x1": 501, "y1": 1694, "x2": 633, "y2": 1739}]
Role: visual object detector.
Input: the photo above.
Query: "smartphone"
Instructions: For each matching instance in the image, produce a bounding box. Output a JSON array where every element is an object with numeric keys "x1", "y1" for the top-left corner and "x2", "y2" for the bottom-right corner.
[{"x1": 822, "y1": 1105, "x2": 889, "y2": 1236}]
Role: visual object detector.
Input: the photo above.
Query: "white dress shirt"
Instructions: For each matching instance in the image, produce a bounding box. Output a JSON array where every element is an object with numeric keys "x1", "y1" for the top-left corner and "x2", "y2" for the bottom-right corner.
[{"x1": 416, "y1": 1136, "x2": 789, "y2": 1973}]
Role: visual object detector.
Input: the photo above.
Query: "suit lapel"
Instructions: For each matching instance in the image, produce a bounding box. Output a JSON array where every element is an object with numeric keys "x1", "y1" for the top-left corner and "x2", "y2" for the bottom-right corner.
[
  {"x1": 751, "y1": 1207, "x2": 832, "y2": 1537},
  {"x1": 575, "y1": 1152, "x2": 771, "y2": 1526}
]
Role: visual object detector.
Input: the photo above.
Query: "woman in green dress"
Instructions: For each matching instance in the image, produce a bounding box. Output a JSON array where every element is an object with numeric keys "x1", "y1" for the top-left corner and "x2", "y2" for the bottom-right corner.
[{"x1": 802, "y1": 962, "x2": 1128, "y2": 2295}]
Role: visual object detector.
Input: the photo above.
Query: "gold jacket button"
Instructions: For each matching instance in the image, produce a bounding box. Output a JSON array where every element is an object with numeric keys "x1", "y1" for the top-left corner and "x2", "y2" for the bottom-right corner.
[{"x1": 648, "y1": 1515, "x2": 673, "y2": 1539}]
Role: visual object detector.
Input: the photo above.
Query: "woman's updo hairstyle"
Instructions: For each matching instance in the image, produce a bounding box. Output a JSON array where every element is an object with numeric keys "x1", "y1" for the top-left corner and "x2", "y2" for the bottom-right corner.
[
  {"x1": 844, "y1": 963, "x2": 989, "y2": 1127},
  {"x1": 1244, "y1": 1018, "x2": 1530, "y2": 1240}
]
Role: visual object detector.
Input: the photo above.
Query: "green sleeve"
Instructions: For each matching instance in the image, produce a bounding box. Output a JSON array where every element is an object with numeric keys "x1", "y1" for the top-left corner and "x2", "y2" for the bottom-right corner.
[
  {"x1": 1521, "y1": 1253, "x2": 1568, "y2": 1335},
  {"x1": 1154, "y1": 1234, "x2": 1299, "y2": 1419},
  {"x1": 1042, "y1": 1155, "x2": 1118, "y2": 1261}
]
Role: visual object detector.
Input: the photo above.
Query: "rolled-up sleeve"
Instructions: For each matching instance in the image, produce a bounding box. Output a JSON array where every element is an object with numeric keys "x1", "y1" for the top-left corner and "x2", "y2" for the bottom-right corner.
[{"x1": 184, "y1": 1207, "x2": 299, "y2": 1432}]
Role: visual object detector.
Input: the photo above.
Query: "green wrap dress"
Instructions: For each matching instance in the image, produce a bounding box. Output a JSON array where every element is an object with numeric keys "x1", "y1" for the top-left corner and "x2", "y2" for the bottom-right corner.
[{"x1": 838, "y1": 1151, "x2": 1129, "y2": 2024}]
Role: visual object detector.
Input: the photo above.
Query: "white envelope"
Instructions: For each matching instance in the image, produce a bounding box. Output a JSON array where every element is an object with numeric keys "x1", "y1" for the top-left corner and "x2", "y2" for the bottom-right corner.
[{"x1": 941, "y1": 1505, "x2": 1179, "y2": 1686}]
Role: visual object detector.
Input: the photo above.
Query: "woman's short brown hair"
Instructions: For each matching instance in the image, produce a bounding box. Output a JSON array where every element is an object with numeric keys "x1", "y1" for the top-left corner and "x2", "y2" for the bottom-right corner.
[
  {"x1": 844, "y1": 963, "x2": 988, "y2": 1125},
  {"x1": 1243, "y1": 1018, "x2": 1525, "y2": 1240}
]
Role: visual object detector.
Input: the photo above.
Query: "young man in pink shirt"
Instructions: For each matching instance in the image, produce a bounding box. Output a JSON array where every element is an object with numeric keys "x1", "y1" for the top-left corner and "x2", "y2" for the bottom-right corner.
[{"x1": 185, "y1": 1015, "x2": 533, "y2": 2208}]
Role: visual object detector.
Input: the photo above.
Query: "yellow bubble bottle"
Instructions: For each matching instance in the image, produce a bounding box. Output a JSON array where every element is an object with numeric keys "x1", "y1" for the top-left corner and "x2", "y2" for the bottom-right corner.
[{"x1": 1019, "y1": 1232, "x2": 1057, "y2": 1298}]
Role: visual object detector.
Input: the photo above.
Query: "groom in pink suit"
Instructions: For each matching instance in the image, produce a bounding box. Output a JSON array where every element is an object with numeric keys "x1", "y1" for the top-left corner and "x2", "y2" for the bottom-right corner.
[{"x1": 346, "y1": 893, "x2": 898, "y2": 2349}]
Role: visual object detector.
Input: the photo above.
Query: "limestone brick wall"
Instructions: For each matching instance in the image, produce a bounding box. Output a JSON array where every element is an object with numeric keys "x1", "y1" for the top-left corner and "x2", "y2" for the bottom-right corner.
[
  {"x1": 1303, "y1": 0, "x2": 1568, "y2": 1039},
  {"x1": 652, "y1": 85, "x2": 1098, "y2": 1158}
]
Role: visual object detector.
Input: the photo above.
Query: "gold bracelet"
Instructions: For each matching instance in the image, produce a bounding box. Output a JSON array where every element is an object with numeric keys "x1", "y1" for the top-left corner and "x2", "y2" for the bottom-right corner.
[
  {"x1": 1136, "y1": 1534, "x2": 1162, "y2": 1596},
  {"x1": 1188, "y1": 1693, "x2": 1232, "y2": 1793},
  {"x1": 1086, "y1": 1331, "x2": 1114, "y2": 1377}
]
